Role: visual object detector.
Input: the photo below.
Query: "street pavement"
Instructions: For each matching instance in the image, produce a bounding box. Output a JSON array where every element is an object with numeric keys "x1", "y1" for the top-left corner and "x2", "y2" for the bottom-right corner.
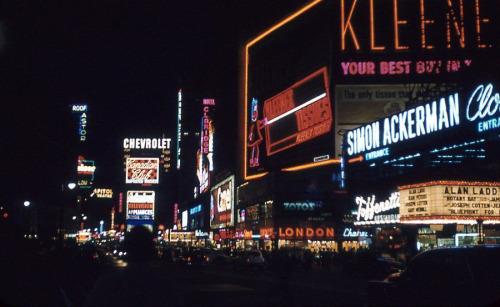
[{"x1": 0, "y1": 247, "x2": 368, "y2": 306}]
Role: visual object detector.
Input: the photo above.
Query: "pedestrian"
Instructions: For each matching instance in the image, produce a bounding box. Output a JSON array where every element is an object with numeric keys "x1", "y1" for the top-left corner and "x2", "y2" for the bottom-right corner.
[{"x1": 86, "y1": 226, "x2": 183, "y2": 306}]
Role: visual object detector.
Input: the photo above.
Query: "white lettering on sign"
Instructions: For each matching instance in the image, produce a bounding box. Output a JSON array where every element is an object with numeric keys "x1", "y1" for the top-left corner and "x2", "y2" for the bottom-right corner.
[
  {"x1": 399, "y1": 183, "x2": 500, "y2": 220},
  {"x1": 466, "y1": 84, "x2": 500, "y2": 133},
  {"x1": 72, "y1": 105, "x2": 87, "y2": 112},
  {"x1": 284, "y1": 202, "x2": 322, "y2": 211},
  {"x1": 346, "y1": 93, "x2": 460, "y2": 155},
  {"x1": 354, "y1": 192, "x2": 400, "y2": 222},
  {"x1": 343, "y1": 228, "x2": 368, "y2": 238},
  {"x1": 123, "y1": 138, "x2": 171, "y2": 150},
  {"x1": 126, "y1": 158, "x2": 159, "y2": 184},
  {"x1": 127, "y1": 191, "x2": 155, "y2": 204},
  {"x1": 77, "y1": 165, "x2": 96, "y2": 174}
]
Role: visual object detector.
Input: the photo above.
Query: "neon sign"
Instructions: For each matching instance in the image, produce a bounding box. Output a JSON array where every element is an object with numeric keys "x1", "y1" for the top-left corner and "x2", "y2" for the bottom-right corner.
[
  {"x1": 399, "y1": 181, "x2": 500, "y2": 222},
  {"x1": 347, "y1": 93, "x2": 460, "y2": 156},
  {"x1": 341, "y1": 59, "x2": 473, "y2": 76},
  {"x1": 353, "y1": 192, "x2": 400, "y2": 224},
  {"x1": 123, "y1": 138, "x2": 171, "y2": 150},
  {"x1": 190, "y1": 205, "x2": 202, "y2": 215},
  {"x1": 70, "y1": 104, "x2": 88, "y2": 142},
  {"x1": 283, "y1": 201, "x2": 322, "y2": 212},
  {"x1": 263, "y1": 68, "x2": 332, "y2": 156},
  {"x1": 126, "y1": 191, "x2": 155, "y2": 220},
  {"x1": 198, "y1": 99, "x2": 215, "y2": 193},
  {"x1": 125, "y1": 158, "x2": 159, "y2": 184},
  {"x1": 278, "y1": 227, "x2": 334, "y2": 239},
  {"x1": 91, "y1": 188, "x2": 113, "y2": 199},
  {"x1": 343, "y1": 228, "x2": 368, "y2": 238},
  {"x1": 466, "y1": 84, "x2": 500, "y2": 132},
  {"x1": 346, "y1": 83, "x2": 499, "y2": 158},
  {"x1": 176, "y1": 89, "x2": 182, "y2": 170},
  {"x1": 210, "y1": 176, "x2": 234, "y2": 229},
  {"x1": 77, "y1": 157, "x2": 95, "y2": 188},
  {"x1": 340, "y1": 0, "x2": 495, "y2": 52}
]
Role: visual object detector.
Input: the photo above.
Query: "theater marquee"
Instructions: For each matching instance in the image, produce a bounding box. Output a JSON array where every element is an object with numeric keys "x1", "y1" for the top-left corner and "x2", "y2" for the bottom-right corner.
[{"x1": 399, "y1": 181, "x2": 500, "y2": 223}]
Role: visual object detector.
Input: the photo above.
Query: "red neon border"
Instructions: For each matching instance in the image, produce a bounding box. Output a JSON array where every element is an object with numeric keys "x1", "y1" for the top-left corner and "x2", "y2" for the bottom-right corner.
[{"x1": 243, "y1": 0, "x2": 324, "y2": 181}]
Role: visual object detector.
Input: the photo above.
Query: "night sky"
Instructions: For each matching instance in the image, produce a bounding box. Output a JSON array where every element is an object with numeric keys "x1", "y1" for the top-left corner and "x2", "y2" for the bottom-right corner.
[{"x1": 1, "y1": 1, "x2": 308, "y2": 211}]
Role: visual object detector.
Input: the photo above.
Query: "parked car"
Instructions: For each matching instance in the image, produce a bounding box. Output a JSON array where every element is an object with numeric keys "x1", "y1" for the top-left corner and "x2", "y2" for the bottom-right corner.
[
  {"x1": 235, "y1": 250, "x2": 266, "y2": 269},
  {"x1": 368, "y1": 245, "x2": 500, "y2": 306},
  {"x1": 204, "y1": 249, "x2": 231, "y2": 265}
]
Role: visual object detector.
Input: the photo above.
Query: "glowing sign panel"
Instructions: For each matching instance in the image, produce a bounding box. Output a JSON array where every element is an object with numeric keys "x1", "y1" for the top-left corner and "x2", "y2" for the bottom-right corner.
[
  {"x1": 210, "y1": 176, "x2": 234, "y2": 229},
  {"x1": 126, "y1": 191, "x2": 154, "y2": 220},
  {"x1": 123, "y1": 138, "x2": 171, "y2": 150},
  {"x1": 399, "y1": 182, "x2": 500, "y2": 221},
  {"x1": 91, "y1": 189, "x2": 113, "y2": 199},
  {"x1": 345, "y1": 83, "x2": 499, "y2": 158},
  {"x1": 263, "y1": 68, "x2": 332, "y2": 156},
  {"x1": 126, "y1": 158, "x2": 159, "y2": 184},
  {"x1": 353, "y1": 192, "x2": 400, "y2": 225}
]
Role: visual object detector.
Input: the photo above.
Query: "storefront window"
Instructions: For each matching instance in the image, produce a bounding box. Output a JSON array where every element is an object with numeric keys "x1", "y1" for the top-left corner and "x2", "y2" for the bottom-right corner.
[{"x1": 247, "y1": 204, "x2": 259, "y2": 221}]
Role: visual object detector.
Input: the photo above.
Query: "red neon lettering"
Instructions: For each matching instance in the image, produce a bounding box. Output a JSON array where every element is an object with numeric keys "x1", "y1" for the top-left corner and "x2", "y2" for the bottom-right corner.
[
  {"x1": 475, "y1": 0, "x2": 490, "y2": 48},
  {"x1": 420, "y1": 0, "x2": 435, "y2": 49},
  {"x1": 370, "y1": 0, "x2": 385, "y2": 51},
  {"x1": 446, "y1": 0, "x2": 465, "y2": 49},
  {"x1": 393, "y1": 0, "x2": 409, "y2": 50},
  {"x1": 341, "y1": 0, "x2": 360, "y2": 51}
]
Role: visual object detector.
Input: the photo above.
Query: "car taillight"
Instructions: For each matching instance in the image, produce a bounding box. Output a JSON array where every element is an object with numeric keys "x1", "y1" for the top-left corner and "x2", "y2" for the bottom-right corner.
[
  {"x1": 206, "y1": 257, "x2": 209, "y2": 262},
  {"x1": 247, "y1": 259, "x2": 250, "y2": 263},
  {"x1": 187, "y1": 257, "x2": 191, "y2": 262}
]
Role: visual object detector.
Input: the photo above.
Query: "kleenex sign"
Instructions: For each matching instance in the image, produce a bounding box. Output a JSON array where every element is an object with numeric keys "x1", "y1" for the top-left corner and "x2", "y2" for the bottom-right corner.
[{"x1": 345, "y1": 84, "x2": 499, "y2": 158}]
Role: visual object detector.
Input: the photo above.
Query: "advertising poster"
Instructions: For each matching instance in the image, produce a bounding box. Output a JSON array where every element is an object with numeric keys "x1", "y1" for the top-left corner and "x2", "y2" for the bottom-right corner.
[
  {"x1": 246, "y1": 67, "x2": 333, "y2": 177},
  {"x1": 126, "y1": 191, "x2": 155, "y2": 221},
  {"x1": 126, "y1": 158, "x2": 159, "y2": 184},
  {"x1": 210, "y1": 175, "x2": 235, "y2": 229}
]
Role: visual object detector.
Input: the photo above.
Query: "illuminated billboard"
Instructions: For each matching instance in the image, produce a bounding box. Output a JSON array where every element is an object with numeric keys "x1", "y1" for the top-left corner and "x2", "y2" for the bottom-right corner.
[
  {"x1": 70, "y1": 104, "x2": 88, "y2": 142},
  {"x1": 245, "y1": 67, "x2": 333, "y2": 178},
  {"x1": 399, "y1": 181, "x2": 500, "y2": 223},
  {"x1": 344, "y1": 82, "x2": 500, "y2": 161},
  {"x1": 197, "y1": 99, "x2": 215, "y2": 194},
  {"x1": 77, "y1": 156, "x2": 95, "y2": 188},
  {"x1": 263, "y1": 68, "x2": 332, "y2": 156},
  {"x1": 91, "y1": 188, "x2": 113, "y2": 199},
  {"x1": 126, "y1": 191, "x2": 155, "y2": 221},
  {"x1": 242, "y1": 0, "x2": 498, "y2": 180},
  {"x1": 210, "y1": 175, "x2": 234, "y2": 229},
  {"x1": 123, "y1": 138, "x2": 171, "y2": 150},
  {"x1": 126, "y1": 158, "x2": 159, "y2": 184}
]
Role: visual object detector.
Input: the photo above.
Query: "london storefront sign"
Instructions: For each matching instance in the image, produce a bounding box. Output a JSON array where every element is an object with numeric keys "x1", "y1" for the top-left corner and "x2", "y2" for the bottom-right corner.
[{"x1": 278, "y1": 227, "x2": 334, "y2": 239}]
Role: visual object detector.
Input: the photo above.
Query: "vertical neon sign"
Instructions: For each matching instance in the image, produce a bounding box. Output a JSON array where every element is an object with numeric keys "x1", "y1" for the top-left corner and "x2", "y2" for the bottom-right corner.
[
  {"x1": 198, "y1": 99, "x2": 215, "y2": 193},
  {"x1": 176, "y1": 89, "x2": 182, "y2": 170}
]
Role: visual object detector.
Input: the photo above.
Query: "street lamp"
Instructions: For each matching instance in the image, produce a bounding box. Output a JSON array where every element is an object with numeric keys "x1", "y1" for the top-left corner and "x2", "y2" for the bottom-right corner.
[
  {"x1": 24, "y1": 201, "x2": 30, "y2": 207},
  {"x1": 72, "y1": 216, "x2": 77, "y2": 220},
  {"x1": 67, "y1": 182, "x2": 76, "y2": 190},
  {"x1": 83, "y1": 216, "x2": 87, "y2": 220}
]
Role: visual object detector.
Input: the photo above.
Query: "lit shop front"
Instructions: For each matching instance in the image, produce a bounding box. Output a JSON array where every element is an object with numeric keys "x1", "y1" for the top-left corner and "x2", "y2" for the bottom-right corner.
[
  {"x1": 277, "y1": 225, "x2": 337, "y2": 252},
  {"x1": 346, "y1": 191, "x2": 402, "y2": 252}
]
